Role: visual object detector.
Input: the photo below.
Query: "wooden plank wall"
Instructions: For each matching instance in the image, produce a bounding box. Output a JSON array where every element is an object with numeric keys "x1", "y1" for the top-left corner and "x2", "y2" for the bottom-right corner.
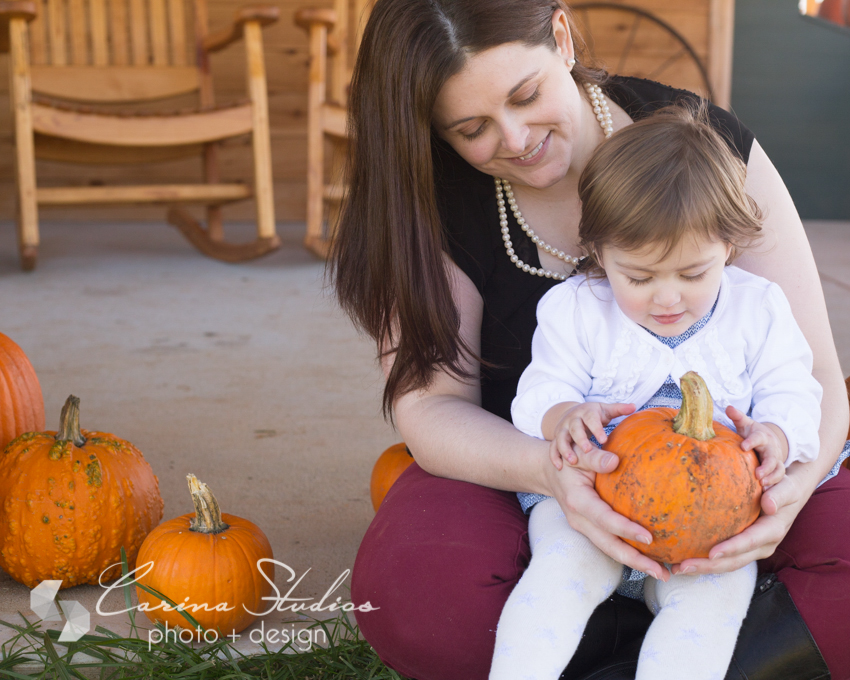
[{"x1": 0, "y1": 0, "x2": 727, "y2": 224}]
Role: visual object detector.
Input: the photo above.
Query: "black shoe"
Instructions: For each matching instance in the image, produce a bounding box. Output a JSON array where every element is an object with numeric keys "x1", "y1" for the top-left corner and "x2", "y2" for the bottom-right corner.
[{"x1": 564, "y1": 573, "x2": 830, "y2": 680}]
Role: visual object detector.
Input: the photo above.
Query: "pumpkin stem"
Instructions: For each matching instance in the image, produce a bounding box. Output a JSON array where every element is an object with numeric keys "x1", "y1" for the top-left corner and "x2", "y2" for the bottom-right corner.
[
  {"x1": 672, "y1": 371, "x2": 716, "y2": 441},
  {"x1": 56, "y1": 395, "x2": 87, "y2": 447},
  {"x1": 187, "y1": 474, "x2": 229, "y2": 534}
]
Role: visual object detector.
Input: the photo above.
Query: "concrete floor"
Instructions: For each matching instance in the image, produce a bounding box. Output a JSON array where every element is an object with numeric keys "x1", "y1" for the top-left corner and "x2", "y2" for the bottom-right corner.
[
  {"x1": 0, "y1": 220, "x2": 398, "y2": 656},
  {"x1": 0, "y1": 218, "x2": 847, "y2": 657}
]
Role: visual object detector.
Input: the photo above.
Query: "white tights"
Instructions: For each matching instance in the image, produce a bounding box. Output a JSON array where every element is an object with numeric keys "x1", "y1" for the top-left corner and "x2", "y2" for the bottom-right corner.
[{"x1": 490, "y1": 498, "x2": 757, "y2": 680}]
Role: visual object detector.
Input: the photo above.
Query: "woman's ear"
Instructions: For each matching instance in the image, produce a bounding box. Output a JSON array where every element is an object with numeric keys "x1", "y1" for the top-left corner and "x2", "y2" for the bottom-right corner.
[{"x1": 551, "y1": 9, "x2": 575, "y2": 65}]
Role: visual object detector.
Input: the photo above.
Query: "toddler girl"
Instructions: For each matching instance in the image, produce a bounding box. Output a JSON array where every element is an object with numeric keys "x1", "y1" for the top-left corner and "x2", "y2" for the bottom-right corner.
[{"x1": 490, "y1": 105, "x2": 823, "y2": 680}]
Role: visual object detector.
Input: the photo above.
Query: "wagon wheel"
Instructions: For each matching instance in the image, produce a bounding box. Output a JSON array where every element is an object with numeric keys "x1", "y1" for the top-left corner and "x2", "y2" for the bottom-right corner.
[{"x1": 571, "y1": 2, "x2": 714, "y2": 102}]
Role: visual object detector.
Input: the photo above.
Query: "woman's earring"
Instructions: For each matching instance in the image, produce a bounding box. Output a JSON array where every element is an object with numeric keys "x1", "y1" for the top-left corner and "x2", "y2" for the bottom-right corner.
[{"x1": 567, "y1": 57, "x2": 576, "y2": 68}]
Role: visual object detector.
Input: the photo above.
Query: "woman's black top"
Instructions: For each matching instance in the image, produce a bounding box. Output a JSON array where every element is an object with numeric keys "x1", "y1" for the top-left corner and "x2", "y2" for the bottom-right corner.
[{"x1": 434, "y1": 75, "x2": 755, "y2": 423}]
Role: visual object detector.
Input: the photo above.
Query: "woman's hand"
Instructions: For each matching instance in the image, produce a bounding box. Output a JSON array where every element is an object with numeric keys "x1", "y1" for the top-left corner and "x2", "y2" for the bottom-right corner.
[
  {"x1": 543, "y1": 444, "x2": 671, "y2": 582},
  {"x1": 670, "y1": 464, "x2": 808, "y2": 576}
]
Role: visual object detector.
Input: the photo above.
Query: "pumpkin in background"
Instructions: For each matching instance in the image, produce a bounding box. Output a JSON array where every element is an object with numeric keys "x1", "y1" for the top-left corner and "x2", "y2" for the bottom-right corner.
[
  {"x1": 0, "y1": 332, "x2": 45, "y2": 451},
  {"x1": 370, "y1": 443, "x2": 414, "y2": 511},
  {"x1": 135, "y1": 474, "x2": 274, "y2": 639},
  {"x1": 0, "y1": 396, "x2": 163, "y2": 588},
  {"x1": 595, "y1": 372, "x2": 762, "y2": 564}
]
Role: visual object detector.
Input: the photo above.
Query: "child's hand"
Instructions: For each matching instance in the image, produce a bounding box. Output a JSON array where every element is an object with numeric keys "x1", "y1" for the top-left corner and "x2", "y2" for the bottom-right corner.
[
  {"x1": 725, "y1": 405, "x2": 788, "y2": 489},
  {"x1": 550, "y1": 402, "x2": 636, "y2": 470}
]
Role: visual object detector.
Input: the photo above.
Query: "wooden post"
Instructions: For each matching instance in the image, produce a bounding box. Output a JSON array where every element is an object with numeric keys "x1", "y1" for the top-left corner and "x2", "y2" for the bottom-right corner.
[
  {"x1": 245, "y1": 20, "x2": 275, "y2": 240},
  {"x1": 305, "y1": 20, "x2": 328, "y2": 251},
  {"x1": 9, "y1": 16, "x2": 39, "y2": 269},
  {"x1": 330, "y1": 0, "x2": 347, "y2": 105},
  {"x1": 194, "y1": 0, "x2": 223, "y2": 240},
  {"x1": 708, "y1": 0, "x2": 735, "y2": 111}
]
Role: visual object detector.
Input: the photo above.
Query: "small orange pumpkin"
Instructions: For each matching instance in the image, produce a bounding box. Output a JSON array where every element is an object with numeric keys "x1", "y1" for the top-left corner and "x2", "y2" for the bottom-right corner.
[
  {"x1": 595, "y1": 372, "x2": 762, "y2": 563},
  {"x1": 0, "y1": 332, "x2": 45, "y2": 451},
  {"x1": 0, "y1": 396, "x2": 163, "y2": 588},
  {"x1": 135, "y1": 474, "x2": 274, "y2": 639},
  {"x1": 370, "y1": 443, "x2": 414, "y2": 511}
]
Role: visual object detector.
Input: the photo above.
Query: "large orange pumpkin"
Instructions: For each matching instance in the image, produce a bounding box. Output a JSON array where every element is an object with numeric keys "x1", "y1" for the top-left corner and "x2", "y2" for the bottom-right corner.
[
  {"x1": 370, "y1": 443, "x2": 414, "y2": 511},
  {"x1": 135, "y1": 474, "x2": 274, "y2": 639},
  {"x1": 0, "y1": 396, "x2": 163, "y2": 588},
  {"x1": 0, "y1": 332, "x2": 45, "y2": 451},
  {"x1": 595, "y1": 372, "x2": 762, "y2": 563}
]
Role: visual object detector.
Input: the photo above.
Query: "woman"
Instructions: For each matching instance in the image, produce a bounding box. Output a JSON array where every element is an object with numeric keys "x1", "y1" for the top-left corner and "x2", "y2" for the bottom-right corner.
[{"x1": 331, "y1": 0, "x2": 850, "y2": 678}]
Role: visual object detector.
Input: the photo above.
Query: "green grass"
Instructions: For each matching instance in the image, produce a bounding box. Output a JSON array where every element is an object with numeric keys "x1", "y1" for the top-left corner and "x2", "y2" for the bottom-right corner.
[{"x1": 0, "y1": 550, "x2": 407, "y2": 680}]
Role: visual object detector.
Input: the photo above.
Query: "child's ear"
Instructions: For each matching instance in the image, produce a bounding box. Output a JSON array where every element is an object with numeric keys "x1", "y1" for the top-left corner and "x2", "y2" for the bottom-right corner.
[{"x1": 724, "y1": 243, "x2": 734, "y2": 265}]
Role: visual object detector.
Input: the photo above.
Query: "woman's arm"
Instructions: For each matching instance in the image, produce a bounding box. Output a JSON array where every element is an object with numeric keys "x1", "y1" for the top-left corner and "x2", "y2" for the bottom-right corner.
[
  {"x1": 672, "y1": 139, "x2": 849, "y2": 575},
  {"x1": 390, "y1": 254, "x2": 669, "y2": 580},
  {"x1": 736, "y1": 139, "x2": 847, "y2": 478},
  {"x1": 390, "y1": 253, "x2": 552, "y2": 491}
]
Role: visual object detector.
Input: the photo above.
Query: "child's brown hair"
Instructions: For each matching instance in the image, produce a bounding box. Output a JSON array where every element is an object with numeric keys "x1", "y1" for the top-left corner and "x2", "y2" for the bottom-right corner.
[{"x1": 578, "y1": 103, "x2": 762, "y2": 274}]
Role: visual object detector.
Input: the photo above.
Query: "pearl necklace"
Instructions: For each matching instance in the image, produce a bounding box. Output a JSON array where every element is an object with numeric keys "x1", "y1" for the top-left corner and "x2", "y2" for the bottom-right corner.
[{"x1": 496, "y1": 82, "x2": 613, "y2": 281}]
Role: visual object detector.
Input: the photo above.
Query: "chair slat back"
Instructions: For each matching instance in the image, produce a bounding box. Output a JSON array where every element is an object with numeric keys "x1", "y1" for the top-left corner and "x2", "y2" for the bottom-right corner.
[
  {"x1": 327, "y1": 0, "x2": 373, "y2": 105},
  {"x1": 28, "y1": 0, "x2": 193, "y2": 68}
]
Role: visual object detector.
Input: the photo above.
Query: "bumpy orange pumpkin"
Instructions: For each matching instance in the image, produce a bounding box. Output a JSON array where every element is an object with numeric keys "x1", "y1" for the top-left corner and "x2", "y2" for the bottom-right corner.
[
  {"x1": 0, "y1": 396, "x2": 163, "y2": 588},
  {"x1": 0, "y1": 332, "x2": 45, "y2": 451},
  {"x1": 135, "y1": 474, "x2": 274, "y2": 639},
  {"x1": 595, "y1": 372, "x2": 762, "y2": 563},
  {"x1": 370, "y1": 443, "x2": 414, "y2": 511}
]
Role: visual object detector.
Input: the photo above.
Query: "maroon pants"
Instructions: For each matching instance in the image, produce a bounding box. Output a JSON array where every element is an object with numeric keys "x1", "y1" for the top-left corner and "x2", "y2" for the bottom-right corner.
[{"x1": 352, "y1": 462, "x2": 850, "y2": 680}]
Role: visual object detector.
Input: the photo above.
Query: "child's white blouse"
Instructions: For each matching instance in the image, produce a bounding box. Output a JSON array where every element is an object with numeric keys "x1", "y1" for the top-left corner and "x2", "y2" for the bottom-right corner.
[{"x1": 511, "y1": 266, "x2": 823, "y2": 467}]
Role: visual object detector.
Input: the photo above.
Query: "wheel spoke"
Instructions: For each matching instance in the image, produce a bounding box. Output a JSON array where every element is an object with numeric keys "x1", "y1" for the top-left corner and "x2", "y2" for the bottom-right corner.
[
  {"x1": 646, "y1": 46, "x2": 686, "y2": 80},
  {"x1": 580, "y1": 7, "x2": 595, "y2": 54},
  {"x1": 616, "y1": 14, "x2": 641, "y2": 74}
]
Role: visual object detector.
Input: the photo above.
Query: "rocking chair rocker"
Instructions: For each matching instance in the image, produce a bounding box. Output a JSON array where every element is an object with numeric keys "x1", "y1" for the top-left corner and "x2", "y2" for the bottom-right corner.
[{"x1": 1, "y1": 0, "x2": 280, "y2": 270}]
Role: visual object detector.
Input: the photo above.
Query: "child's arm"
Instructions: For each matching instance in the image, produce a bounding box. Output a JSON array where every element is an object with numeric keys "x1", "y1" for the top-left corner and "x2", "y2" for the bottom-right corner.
[{"x1": 511, "y1": 284, "x2": 594, "y2": 440}]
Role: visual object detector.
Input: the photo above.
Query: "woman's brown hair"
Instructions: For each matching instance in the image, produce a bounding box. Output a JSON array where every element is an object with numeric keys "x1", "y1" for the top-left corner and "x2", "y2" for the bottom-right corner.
[
  {"x1": 330, "y1": 0, "x2": 606, "y2": 419},
  {"x1": 578, "y1": 103, "x2": 763, "y2": 275}
]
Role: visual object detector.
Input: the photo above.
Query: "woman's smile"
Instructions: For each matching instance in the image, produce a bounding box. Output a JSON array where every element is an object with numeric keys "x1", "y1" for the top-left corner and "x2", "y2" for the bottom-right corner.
[{"x1": 510, "y1": 133, "x2": 551, "y2": 165}]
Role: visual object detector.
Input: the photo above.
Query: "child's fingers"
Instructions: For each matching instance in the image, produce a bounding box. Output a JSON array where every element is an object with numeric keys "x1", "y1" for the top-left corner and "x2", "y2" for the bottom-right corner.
[
  {"x1": 551, "y1": 451, "x2": 565, "y2": 470},
  {"x1": 584, "y1": 411, "x2": 609, "y2": 445},
  {"x1": 554, "y1": 430, "x2": 579, "y2": 466},
  {"x1": 756, "y1": 453, "x2": 785, "y2": 486},
  {"x1": 548, "y1": 441, "x2": 565, "y2": 470},
  {"x1": 598, "y1": 402, "x2": 636, "y2": 425},
  {"x1": 740, "y1": 426, "x2": 769, "y2": 453},
  {"x1": 725, "y1": 405, "x2": 755, "y2": 438},
  {"x1": 755, "y1": 455, "x2": 776, "y2": 480},
  {"x1": 568, "y1": 419, "x2": 594, "y2": 454},
  {"x1": 761, "y1": 463, "x2": 785, "y2": 488}
]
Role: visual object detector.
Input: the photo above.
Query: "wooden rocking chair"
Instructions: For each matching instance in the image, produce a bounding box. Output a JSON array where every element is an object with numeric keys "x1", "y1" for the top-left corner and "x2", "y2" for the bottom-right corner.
[
  {"x1": 294, "y1": 0, "x2": 371, "y2": 259},
  {"x1": 0, "y1": 0, "x2": 280, "y2": 270}
]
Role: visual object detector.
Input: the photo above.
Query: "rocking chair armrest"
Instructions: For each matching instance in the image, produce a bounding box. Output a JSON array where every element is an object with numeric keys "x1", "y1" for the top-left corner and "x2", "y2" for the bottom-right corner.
[
  {"x1": 0, "y1": 1, "x2": 37, "y2": 20},
  {"x1": 0, "y1": 1, "x2": 36, "y2": 55},
  {"x1": 293, "y1": 8, "x2": 337, "y2": 33},
  {"x1": 203, "y1": 5, "x2": 280, "y2": 54}
]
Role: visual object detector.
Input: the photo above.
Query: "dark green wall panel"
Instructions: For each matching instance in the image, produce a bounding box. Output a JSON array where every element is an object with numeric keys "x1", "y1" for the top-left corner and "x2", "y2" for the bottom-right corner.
[{"x1": 731, "y1": 0, "x2": 850, "y2": 219}]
